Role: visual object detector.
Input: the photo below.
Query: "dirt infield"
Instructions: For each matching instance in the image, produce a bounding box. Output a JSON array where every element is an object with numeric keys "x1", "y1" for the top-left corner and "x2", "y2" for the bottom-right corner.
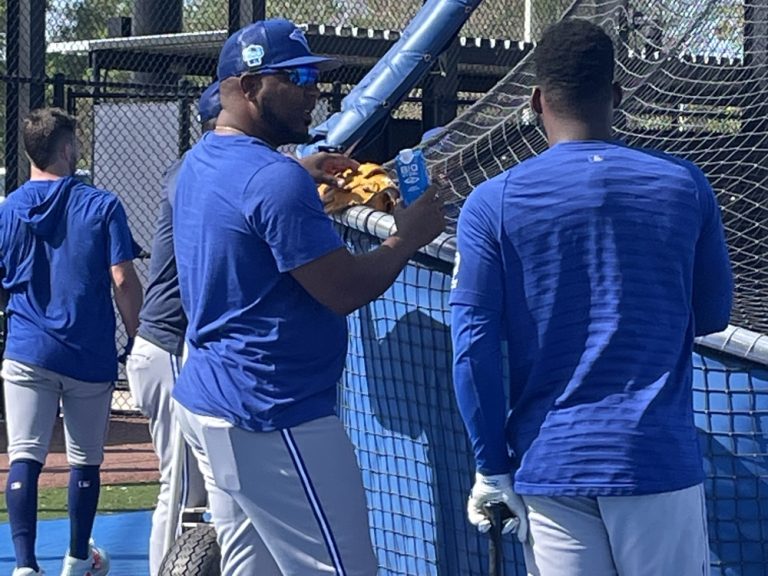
[{"x1": 0, "y1": 414, "x2": 159, "y2": 490}]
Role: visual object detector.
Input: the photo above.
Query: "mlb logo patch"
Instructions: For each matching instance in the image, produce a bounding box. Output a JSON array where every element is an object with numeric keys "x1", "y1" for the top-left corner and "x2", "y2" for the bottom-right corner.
[{"x1": 242, "y1": 44, "x2": 265, "y2": 68}]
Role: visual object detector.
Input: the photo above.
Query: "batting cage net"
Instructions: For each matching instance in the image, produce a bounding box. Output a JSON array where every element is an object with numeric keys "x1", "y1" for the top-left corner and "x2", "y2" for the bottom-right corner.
[
  {"x1": 413, "y1": 0, "x2": 768, "y2": 336},
  {"x1": 342, "y1": 1, "x2": 768, "y2": 573},
  {"x1": 338, "y1": 207, "x2": 768, "y2": 576}
]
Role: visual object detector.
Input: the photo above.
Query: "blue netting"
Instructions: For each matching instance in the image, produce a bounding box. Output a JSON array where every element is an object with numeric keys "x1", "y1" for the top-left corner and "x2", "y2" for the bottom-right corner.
[
  {"x1": 341, "y1": 228, "x2": 768, "y2": 576},
  {"x1": 695, "y1": 352, "x2": 768, "y2": 575}
]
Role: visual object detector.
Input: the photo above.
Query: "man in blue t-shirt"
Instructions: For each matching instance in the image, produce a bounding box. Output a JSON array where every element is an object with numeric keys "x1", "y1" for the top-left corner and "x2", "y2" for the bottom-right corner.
[
  {"x1": 171, "y1": 18, "x2": 445, "y2": 576},
  {"x1": 0, "y1": 108, "x2": 143, "y2": 576},
  {"x1": 127, "y1": 81, "x2": 362, "y2": 575},
  {"x1": 451, "y1": 20, "x2": 733, "y2": 576},
  {"x1": 125, "y1": 82, "x2": 220, "y2": 576}
]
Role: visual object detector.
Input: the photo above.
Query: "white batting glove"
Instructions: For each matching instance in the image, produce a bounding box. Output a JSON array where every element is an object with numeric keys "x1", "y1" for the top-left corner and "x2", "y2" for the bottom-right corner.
[{"x1": 467, "y1": 472, "x2": 529, "y2": 544}]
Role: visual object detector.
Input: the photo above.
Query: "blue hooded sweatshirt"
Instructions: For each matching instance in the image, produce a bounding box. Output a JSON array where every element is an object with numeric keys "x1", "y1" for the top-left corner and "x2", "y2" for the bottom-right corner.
[{"x1": 0, "y1": 177, "x2": 137, "y2": 382}]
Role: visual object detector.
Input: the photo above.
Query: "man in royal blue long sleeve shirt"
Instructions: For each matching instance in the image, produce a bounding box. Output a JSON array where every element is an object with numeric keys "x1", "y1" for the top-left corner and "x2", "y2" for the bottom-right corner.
[{"x1": 450, "y1": 19, "x2": 732, "y2": 576}]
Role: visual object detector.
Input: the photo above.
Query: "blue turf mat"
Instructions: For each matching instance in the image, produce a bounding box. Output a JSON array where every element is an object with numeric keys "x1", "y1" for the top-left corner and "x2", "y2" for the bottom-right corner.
[{"x1": 0, "y1": 510, "x2": 151, "y2": 575}]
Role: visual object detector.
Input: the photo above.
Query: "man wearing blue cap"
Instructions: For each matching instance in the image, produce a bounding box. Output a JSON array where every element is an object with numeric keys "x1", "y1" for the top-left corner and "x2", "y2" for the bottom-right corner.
[
  {"x1": 172, "y1": 18, "x2": 445, "y2": 575},
  {"x1": 125, "y1": 83, "x2": 220, "y2": 576},
  {"x1": 130, "y1": 80, "x2": 362, "y2": 574}
]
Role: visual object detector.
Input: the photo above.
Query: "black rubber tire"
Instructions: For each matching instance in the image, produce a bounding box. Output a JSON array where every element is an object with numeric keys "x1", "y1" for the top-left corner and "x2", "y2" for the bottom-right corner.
[{"x1": 158, "y1": 524, "x2": 221, "y2": 576}]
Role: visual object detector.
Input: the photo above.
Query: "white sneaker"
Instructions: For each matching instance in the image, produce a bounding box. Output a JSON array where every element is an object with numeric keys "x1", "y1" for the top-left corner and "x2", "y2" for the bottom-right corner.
[
  {"x1": 60, "y1": 542, "x2": 110, "y2": 576},
  {"x1": 12, "y1": 568, "x2": 45, "y2": 576}
]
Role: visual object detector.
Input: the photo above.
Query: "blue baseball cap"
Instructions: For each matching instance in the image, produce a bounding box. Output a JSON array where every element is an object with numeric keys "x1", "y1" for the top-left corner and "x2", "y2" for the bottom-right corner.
[
  {"x1": 198, "y1": 81, "x2": 221, "y2": 123},
  {"x1": 217, "y1": 18, "x2": 341, "y2": 80}
]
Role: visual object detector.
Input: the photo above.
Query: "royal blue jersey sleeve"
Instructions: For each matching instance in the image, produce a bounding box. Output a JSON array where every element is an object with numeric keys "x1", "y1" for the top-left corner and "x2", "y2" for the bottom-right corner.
[
  {"x1": 450, "y1": 183, "x2": 513, "y2": 474},
  {"x1": 243, "y1": 160, "x2": 343, "y2": 272},
  {"x1": 106, "y1": 197, "x2": 137, "y2": 266},
  {"x1": 688, "y1": 164, "x2": 733, "y2": 336},
  {"x1": 449, "y1": 184, "x2": 506, "y2": 311}
]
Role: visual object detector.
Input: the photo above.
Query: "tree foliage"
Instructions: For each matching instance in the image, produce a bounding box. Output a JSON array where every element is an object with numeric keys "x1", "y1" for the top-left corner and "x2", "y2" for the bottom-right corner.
[
  {"x1": 48, "y1": 0, "x2": 133, "y2": 42},
  {"x1": 46, "y1": 0, "x2": 132, "y2": 78},
  {"x1": 184, "y1": 0, "x2": 228, "y2": 32},
  {"x1": 0, "y1": 0, "x2": 6, "y2": 64}
]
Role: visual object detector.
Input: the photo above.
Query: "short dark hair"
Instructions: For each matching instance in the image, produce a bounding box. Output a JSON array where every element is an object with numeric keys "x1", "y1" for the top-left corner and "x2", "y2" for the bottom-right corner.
[
  {"x1": 22, "y1": 107, "x2": 77, "y2": 170},
  {"x1": 534, "y1": 19, "x2": 615, "y2": 116}
]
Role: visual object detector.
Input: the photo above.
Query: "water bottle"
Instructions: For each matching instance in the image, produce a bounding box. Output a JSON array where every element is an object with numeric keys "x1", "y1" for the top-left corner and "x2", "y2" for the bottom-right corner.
[{"x1": 395, "y1": 148, "x2": 430, "y2": 206}]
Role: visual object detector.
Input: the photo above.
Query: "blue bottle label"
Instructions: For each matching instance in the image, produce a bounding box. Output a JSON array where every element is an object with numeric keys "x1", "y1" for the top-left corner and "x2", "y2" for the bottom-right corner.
[{"x1": 395, "y1": 148, "x2": 430, "y2": 206}]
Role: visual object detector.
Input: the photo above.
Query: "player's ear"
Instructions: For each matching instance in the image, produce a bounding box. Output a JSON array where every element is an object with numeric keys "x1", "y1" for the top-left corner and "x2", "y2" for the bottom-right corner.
[
  {"x1": 612, "y1": 82, "x2": 623, "y2": 108},
  {"x1": 240, "y1": 74, "x2": 263, "y2": 103},
  {"x1": 60, "y1": 133, "x2": 76, "y2": 166},
  {"x1": 530, "y1": 86, "x2": 543, "y2": 115}
]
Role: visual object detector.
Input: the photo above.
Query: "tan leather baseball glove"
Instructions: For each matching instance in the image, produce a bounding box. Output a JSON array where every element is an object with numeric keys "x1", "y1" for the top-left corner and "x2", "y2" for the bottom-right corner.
[{"x1": 318, "y1": 163, "x2": 400, "y2": 214}]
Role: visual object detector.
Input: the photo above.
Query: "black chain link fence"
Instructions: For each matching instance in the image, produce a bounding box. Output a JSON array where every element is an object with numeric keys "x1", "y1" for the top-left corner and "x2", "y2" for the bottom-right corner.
[
  {"x1": 5, "y1": 0, "x2": 758, "y2": 407},
  {"x1": 2, "y1": 0, "x2": 570, "y2": 412}
]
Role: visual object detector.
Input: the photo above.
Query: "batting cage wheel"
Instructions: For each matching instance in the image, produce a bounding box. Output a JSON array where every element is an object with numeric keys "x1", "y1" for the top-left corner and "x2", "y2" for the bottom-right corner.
[{"x1": 158, "y1": 524, "x2": 221, "y2": 576}]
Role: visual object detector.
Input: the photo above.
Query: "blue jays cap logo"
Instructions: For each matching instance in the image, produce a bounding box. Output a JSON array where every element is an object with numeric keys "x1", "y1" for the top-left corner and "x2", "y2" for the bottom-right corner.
[
  {"x1": 289, "y1": 27, "x2": 310, "y2": 51},
  {"x1": 242, "y1": 44, "x2": 265, "y2": 68}
]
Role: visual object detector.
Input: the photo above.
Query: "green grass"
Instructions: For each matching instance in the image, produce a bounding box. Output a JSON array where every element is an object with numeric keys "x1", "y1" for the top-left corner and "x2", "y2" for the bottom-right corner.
[{"x1": 0, "y1": 482, "x2": 160, "y2": 523}]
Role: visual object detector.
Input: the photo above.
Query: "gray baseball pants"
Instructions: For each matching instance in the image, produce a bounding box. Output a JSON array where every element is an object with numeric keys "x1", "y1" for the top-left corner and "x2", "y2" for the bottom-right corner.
[
  {"x1": 174, "y1": 403, "x2": 379, "y2": 576},
  {"x1": 125, "y1": 335, "x2": 207, "y2": 576},
  {"x1": 2, "y1": 358, "x2": 112, "y2": 466},
  {"x1": 521, "y1": 483, "x2": 709, "y2": 576}
]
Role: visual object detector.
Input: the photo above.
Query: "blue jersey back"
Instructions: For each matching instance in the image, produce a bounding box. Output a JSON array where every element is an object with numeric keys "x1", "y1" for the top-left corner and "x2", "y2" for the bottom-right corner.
[
  {"x1": 173, "y1": 132, "x2": 347, "y2": 431},
  {"x1": 0, "y1": 177, "x2": 137, "y2": 382},
  {"x1": 451, "y1": 141, "x2": 732, "y2": 495}
]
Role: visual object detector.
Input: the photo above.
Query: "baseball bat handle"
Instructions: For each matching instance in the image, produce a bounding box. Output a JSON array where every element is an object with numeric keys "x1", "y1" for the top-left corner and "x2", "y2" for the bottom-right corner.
[{"x1": 484, "y1": 501, "x2": 512, "y2": 576}]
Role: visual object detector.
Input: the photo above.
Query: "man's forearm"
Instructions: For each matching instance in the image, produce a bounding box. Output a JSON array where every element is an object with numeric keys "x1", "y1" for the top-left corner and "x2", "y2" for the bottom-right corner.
[
  {"x1": 290, "y1": 200, "x2": 444, "y2": 317},
  {"x1": 290, "y1": 240, "x2": 420, "y2": 317},
  {"x1": 113, "y1": 274, "x2": 142, "y2": 337},
  {"x1": 340, "y1": 235, "x2": 420, "y2": 313},
  {"x1": 452, "y1": 303, "x2": 512, "y2": 475}
]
